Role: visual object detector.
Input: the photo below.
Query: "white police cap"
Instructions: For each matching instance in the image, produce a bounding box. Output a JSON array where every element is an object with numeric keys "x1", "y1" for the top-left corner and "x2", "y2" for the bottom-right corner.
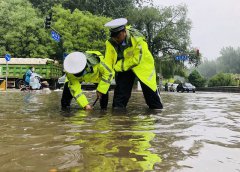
[
  {"x1": 64, "y1": 52, "x2": 87, "y2": 74},
  {"x1": 104, "y1": 18, "x2": 128, "y2": 33}
]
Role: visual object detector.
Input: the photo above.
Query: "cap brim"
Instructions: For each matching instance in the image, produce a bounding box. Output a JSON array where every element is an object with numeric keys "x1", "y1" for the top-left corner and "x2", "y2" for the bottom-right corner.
[{"x1": 104, "y1": 18, "x2": 128, "y2": 28}]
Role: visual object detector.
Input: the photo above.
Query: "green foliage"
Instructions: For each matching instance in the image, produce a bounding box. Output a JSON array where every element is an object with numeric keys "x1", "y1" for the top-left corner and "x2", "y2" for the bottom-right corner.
[
  {"x1": 208, "y1": 73, "x2": 237, "y2": 87},
  {"x1": 188, "y1": 70, "x2": 206, "y2": 87},
  {"x1": 0, "y1": 1, "x2": 111, "y2": 59},
  {"x1": 28, "y1": 0, "x2": 151, "y2": 17},
  {"x1": 1, "y1": 0, "x2": 199, "y2": 81},
  {"x1": 158, "y1": 59, "x2": 175, "y2": 79},
  {"x1": 0, "y1": 0, "x2": 54, "y2": 58},
  {"x1": 154, "y1": 51, "x2": 188, "y2": 79},
  {"x1": 174, "y1": 79, "x2": 182, "y2": 84},
  {"x1": 127, "y1": 5, "x2": 200, "y2": 78},
  {"x1": 156, "y1": 57, "x2": 187, "y2": 79},
  {"x1": 187, "y1": 48, "x2": 201, "y2": 67},
  {"x1": 28, "y1": 0, "x2": 64, "y2": 14},
  {"x1": 62, "y1": 0, "x2": 134, "y2": 18},
  {"x1": 51, "y1": 5, "x2": 110, "y2": 58},
  {"x1": 128, "y1": 5, "x2": 193, "y2": 59}
]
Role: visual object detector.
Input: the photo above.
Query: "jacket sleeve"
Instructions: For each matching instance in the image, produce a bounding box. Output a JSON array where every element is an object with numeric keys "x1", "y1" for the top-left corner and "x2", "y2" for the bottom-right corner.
[
  {"x1": 97, "y1": 61, "x2": 115, "y2": 94},
  {"x1": 104, "y1": 41, "x2": 118, "y2": 68},
  {"x1": 67, "y1": 74, "x2": 89, "y2": 108},
  {"x1": 114, "y1": 43, "x2": 143, "y2": 72},
  {"x1": 95, "y1": 41, "x2": 117, "y2": 94}
]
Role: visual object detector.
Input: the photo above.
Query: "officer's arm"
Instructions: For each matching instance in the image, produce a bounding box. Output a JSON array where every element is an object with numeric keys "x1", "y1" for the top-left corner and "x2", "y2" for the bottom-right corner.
[
  {"x1": 114, "y1": 43, "x2": 143, "y2": 72},
  {"x1": 97, "y1": 62, "x2": 115, "y2": 94},
  {"x1": 104, "y1": 41, "x2": 117, "y2": 69},
  {"x1": 67, "y1": 74, "x2": 89, "y2": 108},
  {"x1": 96, "y1": 41, "x2": 116, "y2": 94}
]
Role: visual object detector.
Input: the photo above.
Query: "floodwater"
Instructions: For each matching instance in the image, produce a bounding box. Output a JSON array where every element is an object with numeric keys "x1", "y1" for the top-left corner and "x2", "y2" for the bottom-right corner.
[{"x1": 0, "y1": 90, "x2": 240, "y2": 172}]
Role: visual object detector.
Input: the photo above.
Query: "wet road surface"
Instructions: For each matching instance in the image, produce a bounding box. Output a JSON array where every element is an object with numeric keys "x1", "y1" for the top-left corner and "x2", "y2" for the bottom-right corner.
[{"x1": 0, "y1": 90, "x2": 239, "y2": 171}]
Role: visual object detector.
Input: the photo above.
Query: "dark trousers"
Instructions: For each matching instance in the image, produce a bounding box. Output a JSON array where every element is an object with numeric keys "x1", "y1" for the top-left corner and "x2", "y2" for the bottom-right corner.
[
  {"x1": 113, "y1": 70, "x2": 163, "y2": 109},
  {"x1": 61, "y1": 82, "x2": 109, "y2": 109}
]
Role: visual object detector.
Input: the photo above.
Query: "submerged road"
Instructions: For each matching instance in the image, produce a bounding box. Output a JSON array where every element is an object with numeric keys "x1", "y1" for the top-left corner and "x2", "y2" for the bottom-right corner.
[{"x1": 0, "y1": 90, "x2": 239, "y2": 171}]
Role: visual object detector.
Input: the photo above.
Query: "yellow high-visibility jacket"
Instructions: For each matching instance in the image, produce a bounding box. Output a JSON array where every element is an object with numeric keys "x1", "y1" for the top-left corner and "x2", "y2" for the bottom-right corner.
[
  {"x1": 65, "y1": 51, "x2": 114, "y2": 108},
  {"x1": 103, "y1": 27, "x2": 157, "y2": 92}
]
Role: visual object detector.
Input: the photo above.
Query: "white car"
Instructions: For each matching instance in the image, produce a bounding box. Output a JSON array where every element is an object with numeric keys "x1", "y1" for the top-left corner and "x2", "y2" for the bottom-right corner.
[
  {"x1": 57, "y1": 74, "x2": 66, "y2": 89},
  {"x1": 169, "y1": 83, "x2": 179, "y2": 92}
]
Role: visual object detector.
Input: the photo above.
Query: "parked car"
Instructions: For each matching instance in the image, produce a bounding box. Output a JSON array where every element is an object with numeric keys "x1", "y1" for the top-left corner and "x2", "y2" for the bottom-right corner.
[
  {"x1": 169, "y1": 84, "x2": 179, "y2": 92},
  {"x1": 177, "y1": 83, "x2": 196, "y2": 93}
]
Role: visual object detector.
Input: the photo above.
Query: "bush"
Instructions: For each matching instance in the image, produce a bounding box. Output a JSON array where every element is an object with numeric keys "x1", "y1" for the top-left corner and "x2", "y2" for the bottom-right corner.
[
  {"x1": 174, "y1": 79, "x2": 182, "y2": 84},
  {"x1": 208, "y1": 73, "x2": 237, "y2": 87},
  {"x1": 188, "y1": 70, "x2": 206, "y2": 87}
]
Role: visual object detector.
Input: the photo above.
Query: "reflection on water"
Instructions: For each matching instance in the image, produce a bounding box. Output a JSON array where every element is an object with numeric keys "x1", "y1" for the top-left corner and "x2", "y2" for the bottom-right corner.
[
  {"x1": 0, "y1": 91, "x2": 240, "y2": 172},
  {"x1": 62, "y1": 111, "x2": 161, "y2": 172}
]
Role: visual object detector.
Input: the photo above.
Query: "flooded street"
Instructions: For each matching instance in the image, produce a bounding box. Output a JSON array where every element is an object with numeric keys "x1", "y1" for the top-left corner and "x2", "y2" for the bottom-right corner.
[{"x1": 0, "y1": 90, "x2": 240, "y2": 172}]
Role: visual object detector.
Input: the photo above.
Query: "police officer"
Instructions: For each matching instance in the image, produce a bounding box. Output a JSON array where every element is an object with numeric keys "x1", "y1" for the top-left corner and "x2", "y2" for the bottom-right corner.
[
  {"x1": 61, "y1": 51, "x2": 114, "y2": 110},
  {"x1": 104, "y1": 18, "x2": 163, "y2": 109}
]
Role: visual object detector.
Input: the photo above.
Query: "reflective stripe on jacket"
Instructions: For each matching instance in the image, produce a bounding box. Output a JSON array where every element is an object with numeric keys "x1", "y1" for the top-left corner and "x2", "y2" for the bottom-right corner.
[
  {"x1": 65, "y1": 51, "x2": 114, "y2": 108},
  {"x1": 104, "y1": 28, "x2": 157, "y2": 91}
]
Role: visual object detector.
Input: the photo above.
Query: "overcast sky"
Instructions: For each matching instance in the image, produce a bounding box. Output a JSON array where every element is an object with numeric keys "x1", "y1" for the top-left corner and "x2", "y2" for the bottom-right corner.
[{"x1": 152, "y1": 0, "x2": 240, "y2": 60}]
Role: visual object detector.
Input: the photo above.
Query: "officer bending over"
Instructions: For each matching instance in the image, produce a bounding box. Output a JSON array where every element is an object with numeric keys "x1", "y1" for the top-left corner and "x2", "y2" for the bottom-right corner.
[{"x1": 61, "y1": 51, "x2": 114, "y2": 110}]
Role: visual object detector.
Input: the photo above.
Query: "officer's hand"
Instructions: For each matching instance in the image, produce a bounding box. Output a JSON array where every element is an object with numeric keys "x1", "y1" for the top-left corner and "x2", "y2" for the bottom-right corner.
[
  {"x1": 84, "y1": 104, "x2": 93, "y2": 110},
  {"x1": 96, "y1": 91, "x2": 102, "y2": 99}
]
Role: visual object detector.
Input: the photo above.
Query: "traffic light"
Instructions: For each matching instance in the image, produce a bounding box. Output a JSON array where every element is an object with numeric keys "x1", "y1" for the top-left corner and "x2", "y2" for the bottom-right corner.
[
  {"x1": 196, "y1": 49, "x2": 200, "y2": 56},
  {"x1": 44, "y1": 14, "x2": 52, "y2": 29}
]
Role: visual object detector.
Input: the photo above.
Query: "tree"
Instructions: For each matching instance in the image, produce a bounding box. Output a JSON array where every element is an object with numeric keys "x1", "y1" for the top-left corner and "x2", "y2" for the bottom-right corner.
[
  {"x1": 217, "y1": 47, "x2": 240, "y2": 73},
  {"x1": 197, "y1": 46, "x2": 240, "y2": 79},
  {"x1": 155, "y1": 54, "x2": 187, "y2": 79},
  {"x1": 0, "y1": 0, "x2": 54, "y2": 58},
  {"x1": 188, "y1": 70, "x2": 206, "y2": 87},
  {"x1": 127, "y1": 5, "x2": 200, "y2": 78},
  {"x1": 50, "y1": 5, "x2": 110, "y2": 60},
  {"x1": 28, "y1": 0, "x2": 64, "y2": 14},
  {"x1": 196, "y1": 59, "x2": 217, "y2": 79},
  {"x1": 128, "y1": 5, "x2": 193, "y2": 58},
  {"x1": 28, "y1": 0, "x2": 152, "y2": 17}
]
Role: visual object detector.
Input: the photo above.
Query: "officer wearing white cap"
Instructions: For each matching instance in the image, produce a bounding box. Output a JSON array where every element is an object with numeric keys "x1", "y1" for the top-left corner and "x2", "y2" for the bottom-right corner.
[
  {"x1": 103, "y1": 18, "x2": 163, "y2": 109},
  {"x1": 61, "y1": 51, "x2": 114, "y2": 110},
  {"x1": 105, "y1": 18, "x2": 127, "y2": 37},
  {"x1": 63, "y1": 52, "x2": 87, "y2": 75}
]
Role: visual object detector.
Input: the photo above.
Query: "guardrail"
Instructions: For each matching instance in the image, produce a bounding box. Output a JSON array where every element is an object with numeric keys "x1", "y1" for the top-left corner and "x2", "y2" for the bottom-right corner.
[{"x1": 197, "y1": 86, "x2": 240, "y2": 93}]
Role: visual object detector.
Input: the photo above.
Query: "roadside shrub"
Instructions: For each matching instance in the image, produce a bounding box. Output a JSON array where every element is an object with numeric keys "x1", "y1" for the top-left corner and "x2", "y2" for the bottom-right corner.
[
  {"x1": 174, "y1": 79, "x2": 182, "y2": 84},
  {"x1": 188, "y1": 70, "x2": 206, "y2": 87},
  {"x1": 208, "y1": 73, "x2": 237, "y2": 87}
]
